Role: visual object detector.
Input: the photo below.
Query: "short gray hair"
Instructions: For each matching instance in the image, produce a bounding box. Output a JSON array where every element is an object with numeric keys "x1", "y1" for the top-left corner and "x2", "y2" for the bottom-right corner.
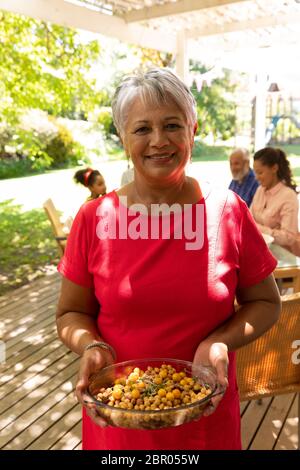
[
  {"x1": 111, "y1": 68, "x2": 197, "y2": 137},
  {"x1": 230, "y1": 148, "x2": 250, "y2": 161}
]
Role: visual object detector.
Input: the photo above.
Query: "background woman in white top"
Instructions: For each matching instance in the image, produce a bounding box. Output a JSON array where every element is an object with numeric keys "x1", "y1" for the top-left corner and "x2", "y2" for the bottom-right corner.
[{"x1": 250, "y1": 147, "x2": 298, "y2": 250}]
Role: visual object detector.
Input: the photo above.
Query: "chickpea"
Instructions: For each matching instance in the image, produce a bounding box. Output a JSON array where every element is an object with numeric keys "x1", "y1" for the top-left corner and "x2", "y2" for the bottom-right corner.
[
  {"x1": 131, "y1": 389, "x2": 140, "y2": 399},
  {"x1": 172, "y1": 373, "x2": 181, "y2": 382},
  {"x1": 112, "y1": 389, "x2": 122, "y2": 400},
  {"x1": 173, "y1": 389, "x2": 181, "y2": 399},
  {"x1": 166, "y1": 392, "x2": 174, "y2": 401}
]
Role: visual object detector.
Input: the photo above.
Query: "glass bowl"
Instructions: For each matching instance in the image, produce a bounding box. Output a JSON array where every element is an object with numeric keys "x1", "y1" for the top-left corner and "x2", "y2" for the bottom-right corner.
[{"x1": 84, "y1": 358, "x2": 222, "y2": 430}]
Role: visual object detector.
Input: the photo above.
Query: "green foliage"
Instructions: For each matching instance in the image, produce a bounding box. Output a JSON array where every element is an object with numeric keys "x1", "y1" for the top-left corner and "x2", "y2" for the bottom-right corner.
[
  {"x1": 0, "y1": 10, "x2": 101, "y2": 126},
  {"x1": 0, "y1": 116, "x2": 87, "y2": 178},
  {"x1": 45, "y1": 122, "x2": 85, "y2": 167},
  {"x1": 190, "y1": 62, "x2": 237, "y2": 141},
  {"x1": 192, "y1": 141, "x2": 232, "y2": 161},
  {"x1": 97, "y1": 108, "x2": 117, "y2": 138},
  {"x1": 0, "y1": 158, "x2": 39, "y2": 179},
  {"x1": 0, "y1": 199, "x2": 60, "y2": 295}
]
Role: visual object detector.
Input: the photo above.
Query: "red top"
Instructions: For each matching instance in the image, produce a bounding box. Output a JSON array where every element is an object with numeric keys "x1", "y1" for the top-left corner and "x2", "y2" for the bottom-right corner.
[{"x1": 58, "y1": 184, "x2": 277, "y2": 450}]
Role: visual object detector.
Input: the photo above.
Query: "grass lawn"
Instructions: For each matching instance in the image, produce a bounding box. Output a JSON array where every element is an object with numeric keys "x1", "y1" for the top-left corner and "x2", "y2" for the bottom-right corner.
[{"x1": 0, "y1": 200, "x2": 60, "y2": 296}]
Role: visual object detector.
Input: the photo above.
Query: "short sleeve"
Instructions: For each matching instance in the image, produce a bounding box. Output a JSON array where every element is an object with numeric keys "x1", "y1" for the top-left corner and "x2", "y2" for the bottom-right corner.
[
  {"x1": 237, "y1": 199, "x2": 277, "y2": 289},
  {"x1": 57, "y1": 205, "x2": 93, "y2": 288}
]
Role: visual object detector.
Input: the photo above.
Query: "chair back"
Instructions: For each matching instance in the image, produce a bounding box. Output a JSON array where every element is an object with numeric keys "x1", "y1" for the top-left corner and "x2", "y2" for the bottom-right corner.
[
  {"x1": 43, "y1": 198, "x2": 67, "y2": 256},
  {"x1": 236, "y1": 293, "x2": 300, "y2": 401}
]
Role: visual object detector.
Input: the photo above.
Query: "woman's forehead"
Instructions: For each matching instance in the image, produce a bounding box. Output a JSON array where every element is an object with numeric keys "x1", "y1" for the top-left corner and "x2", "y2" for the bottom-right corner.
[{"x1": 126, "y1": 95, "x2": 184, "y2": 119}]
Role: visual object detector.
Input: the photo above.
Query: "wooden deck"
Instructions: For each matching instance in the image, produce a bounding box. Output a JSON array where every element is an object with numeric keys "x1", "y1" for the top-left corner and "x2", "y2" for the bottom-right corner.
[{"x1": 0, "y1": 274, "x2": 298, "y2": 450}]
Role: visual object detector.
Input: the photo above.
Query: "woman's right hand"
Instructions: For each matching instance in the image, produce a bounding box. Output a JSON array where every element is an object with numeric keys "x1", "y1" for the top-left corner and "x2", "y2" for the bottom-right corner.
[{"x1": 75, "y1": 347, "x2": 114, "y2": 427}]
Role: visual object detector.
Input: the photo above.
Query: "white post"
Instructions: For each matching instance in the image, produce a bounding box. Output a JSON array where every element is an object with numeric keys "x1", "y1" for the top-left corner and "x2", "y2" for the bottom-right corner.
[
  {"x1": 175, "y1": 30, "x2": 189, "y2": 84},
  {"x1": 254, "y1": 72, "x2": 268, "y2": 151}
]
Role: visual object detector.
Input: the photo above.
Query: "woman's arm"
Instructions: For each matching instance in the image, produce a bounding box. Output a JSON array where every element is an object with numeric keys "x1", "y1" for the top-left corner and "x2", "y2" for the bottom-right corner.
[
  {"x1": 272, "y1": 199, "x2": 299, "y2": 246},
  {"x1": 195, "y1": 274, "x2": 280, "y2": 357},
  {"x1": 56, "y1": 277, "x2": 114, "y2": 426},
  {"x1": 193, "y1": 274, "x2": 281, "y2": 415},
  {"x1": 56, "y1": 277, "x2": 103, "y2": 355}
]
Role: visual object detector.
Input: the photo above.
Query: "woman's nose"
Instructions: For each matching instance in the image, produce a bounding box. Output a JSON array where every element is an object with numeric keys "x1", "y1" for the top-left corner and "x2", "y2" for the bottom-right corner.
[{"x1": 150, "y1": 128, "x2": 169, "y2": 147}]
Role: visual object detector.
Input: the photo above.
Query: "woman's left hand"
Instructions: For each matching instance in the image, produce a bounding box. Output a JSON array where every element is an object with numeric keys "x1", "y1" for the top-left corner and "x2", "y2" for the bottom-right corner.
[{"x1": 192, "y1": 341, "x2": 229, "y2": 417}]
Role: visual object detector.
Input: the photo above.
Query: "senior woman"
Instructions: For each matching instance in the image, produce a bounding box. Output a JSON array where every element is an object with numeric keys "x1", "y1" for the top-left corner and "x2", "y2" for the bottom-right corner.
[{"x1": 56, "y1": 68, "x2": 281, "y2": 450}]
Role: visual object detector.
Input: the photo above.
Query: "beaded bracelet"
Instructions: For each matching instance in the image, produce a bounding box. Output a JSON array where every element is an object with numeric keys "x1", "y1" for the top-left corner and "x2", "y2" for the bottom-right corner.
[{"x1": 84, "y1": 341, "x2": 116, "y2": 361}]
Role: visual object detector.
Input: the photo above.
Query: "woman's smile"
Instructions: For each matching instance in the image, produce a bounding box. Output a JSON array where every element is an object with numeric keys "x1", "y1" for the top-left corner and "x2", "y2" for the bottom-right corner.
[{"x1": 145, "y1": 152, "x2": 175, "y2": 163}]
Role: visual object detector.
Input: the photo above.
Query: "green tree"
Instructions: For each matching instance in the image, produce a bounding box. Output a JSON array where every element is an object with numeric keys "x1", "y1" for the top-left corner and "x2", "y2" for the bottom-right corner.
[
  {"x1": 0, "y1": 10, "x2": 101, "y2": 125},
  {"x1": 190, "y1": 62, "x2": 237, "y2": 141}
]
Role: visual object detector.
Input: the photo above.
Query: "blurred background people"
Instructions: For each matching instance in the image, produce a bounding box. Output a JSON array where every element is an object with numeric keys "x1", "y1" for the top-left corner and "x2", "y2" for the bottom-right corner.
[
  {"x1": 250, "y1": 147, "x2": 298, "y2": 250},
  {"x1": 229, "y1": 148, "x2": 259, "y2": 207},
  {"x1": 74, "y1": 168, "x2": 106, "y2": 202}
]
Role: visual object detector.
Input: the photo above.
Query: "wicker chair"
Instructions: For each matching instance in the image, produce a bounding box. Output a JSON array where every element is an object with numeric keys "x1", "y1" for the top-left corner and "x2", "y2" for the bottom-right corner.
[
  {"x1": 43, "y1": 198, "x2": 69, "y2": 256},
  {"x1": 236, "y1": 293, "x2": 300, "y2": 449}
]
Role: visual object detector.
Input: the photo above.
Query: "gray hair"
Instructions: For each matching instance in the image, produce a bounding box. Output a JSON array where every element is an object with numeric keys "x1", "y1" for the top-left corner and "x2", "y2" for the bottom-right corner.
[
  {"x1": 111, "y1": 68, "x2": 197, "y2": 138},
  {"x1": 230, "y1": 148, "x2": 250, "y2": 161}
]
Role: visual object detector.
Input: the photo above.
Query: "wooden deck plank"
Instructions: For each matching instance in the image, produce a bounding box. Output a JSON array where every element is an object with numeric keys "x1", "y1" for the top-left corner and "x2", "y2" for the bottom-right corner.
[
  {"x1": 50, "y1": 419, "x2": 82, "y2": 450},
  {"x1": 0, "y1": 338, "x2": 63, "y2": 386},
  {"x1": 275, "y1": 394, "x2": 299, "y2": 450},
  {"x1": 26, "y1": 403, "x2": 82, "y2": 450},
  {"x1": 0, "y1": 324, "x2": 57, "y2": 371},
  {"x1": 4, "y1": 397, "x2": 81, "y2": 450},
  {"x1": 0, "y1": 343, "x2": 69, "y2": 398},
  {"x1": 0, "y1": 282, "x2": 59, "y2": 320},
  {"x1": 250, "y1": 393, "x2": 295, "y2": 450},
  {"x1": 5, "y1": 315, "x2": 56, "y2": 354},
  {"x1": 0, "y1": 275, "x2": 60, "y2": 314},
  {"x1": 241, "y1": 397, "x2": 273, "y2": 450},
  {"x1": 73, "y1": 442, "x2": 82, "y2": 450},
  {"x1": 2, "y1": 292, "x2": 59, "y2": 337},
  {"x1": 240, "y1": 401, "x2": 248, "y2": 415},
  {"x1": 0, "y1": 366, "x2": 78, "y2": 447},
  {"x1": 0, "y1": 351, "x2": 78, "y2": 414}
]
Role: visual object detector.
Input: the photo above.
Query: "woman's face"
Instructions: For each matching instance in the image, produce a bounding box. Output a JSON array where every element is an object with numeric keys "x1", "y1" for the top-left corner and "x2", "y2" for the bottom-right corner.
[
  {"x1": 90, "y1": 175, "x2": 106, "y2": 196},
  {"x1": 253, "y1": 159, "x2": 279, "y2": 190},
  {"x1": 122, "y1": 97, "x2": 196, "y2": 184}
]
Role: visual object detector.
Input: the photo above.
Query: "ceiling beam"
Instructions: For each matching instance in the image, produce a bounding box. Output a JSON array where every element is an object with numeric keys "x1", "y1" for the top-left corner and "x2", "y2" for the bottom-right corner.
[
  {"x1": 188, "y1": 12, "x2": 300, "y2": 38},
  {"x1": 0, "y1": 0, "x2": 176, "y2": 53},
  {"x1": 122, "y1": 0, "x2": 247, "y2": 23}
]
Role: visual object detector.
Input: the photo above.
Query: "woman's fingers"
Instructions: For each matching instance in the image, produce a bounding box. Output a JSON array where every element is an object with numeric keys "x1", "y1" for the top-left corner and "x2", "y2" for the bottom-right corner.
[{"x1": 86, "y1": 407, "x2": 108, "y2": 427}]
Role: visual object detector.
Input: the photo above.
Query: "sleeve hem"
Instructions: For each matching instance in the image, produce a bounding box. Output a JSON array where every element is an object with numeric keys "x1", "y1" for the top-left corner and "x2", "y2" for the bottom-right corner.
[
  {"x1": 58, "y1": 260, "x2": 93, "y2": 289},
  {"x1": 238, "y1": 258, "x2": 278, "y2": 289}
]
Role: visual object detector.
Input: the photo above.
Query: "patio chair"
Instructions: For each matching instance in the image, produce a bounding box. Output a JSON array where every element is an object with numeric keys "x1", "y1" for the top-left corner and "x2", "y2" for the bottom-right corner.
[
  {"x1": 236, "y1": 292, "x2": 300, "y2": 449},
  {"x1": 43, "y1": 198, "x2": 69, "y2": 256}
]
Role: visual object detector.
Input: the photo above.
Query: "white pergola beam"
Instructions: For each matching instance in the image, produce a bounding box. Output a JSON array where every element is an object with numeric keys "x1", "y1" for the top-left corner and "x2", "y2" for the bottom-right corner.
[
  {"x1": 254, "y1": 72, "x2": 268, "y2": 151},
  {"x1": 175, "y1": 30, "x2": 189, "y2": 84},
  {"x1": 122, "y1": 0, "x2": 247, "y2": 23},
  {"x1": 0, "y1": 0, "x2": 176, "y2": 53},
  {"x1": 188, "y1": 12, "x2": 300, "y2": 38}
]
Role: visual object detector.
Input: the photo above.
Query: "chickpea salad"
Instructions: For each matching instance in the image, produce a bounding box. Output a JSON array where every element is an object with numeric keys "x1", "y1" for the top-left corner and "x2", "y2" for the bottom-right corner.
[{"x1": 95, "y1": 363, "x2": 212, "y2": 411}]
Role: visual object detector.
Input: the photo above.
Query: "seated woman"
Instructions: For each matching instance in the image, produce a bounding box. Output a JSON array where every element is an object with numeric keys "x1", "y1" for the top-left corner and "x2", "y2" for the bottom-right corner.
[
  {"x1": 74, "y1": 168, "x2": 107, "y2": 202},
  {"x1": 250, "y1": 147, "x2": 298, "y2": 250}
]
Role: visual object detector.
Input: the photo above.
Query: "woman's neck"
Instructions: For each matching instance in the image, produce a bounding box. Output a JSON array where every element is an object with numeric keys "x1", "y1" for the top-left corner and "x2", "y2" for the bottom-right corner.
[
  {"x1": 124, "y1": 175, "x2": 202, "y2": 209},
  {"x1": 265, "y1": 178, "x2": 280, "y2": 191}
]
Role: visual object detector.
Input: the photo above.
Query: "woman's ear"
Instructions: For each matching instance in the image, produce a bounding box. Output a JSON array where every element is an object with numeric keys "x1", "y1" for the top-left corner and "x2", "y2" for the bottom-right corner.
[{"x1": 193, "y1": 122, "x2": 198, "y2": 136}]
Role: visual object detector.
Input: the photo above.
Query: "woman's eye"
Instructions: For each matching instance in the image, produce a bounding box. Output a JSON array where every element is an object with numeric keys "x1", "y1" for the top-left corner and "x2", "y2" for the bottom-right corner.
[
  {"x1": 134, "y1": 127, "x2": 149, "y2": 134},
  {"x1": 166, "y1": 123, "x2": 181, "y2": 130}
]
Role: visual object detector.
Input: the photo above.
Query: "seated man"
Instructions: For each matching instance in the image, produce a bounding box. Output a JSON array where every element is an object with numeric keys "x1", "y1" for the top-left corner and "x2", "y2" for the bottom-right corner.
[{"x1": 229, "y1": 148, "x2": 259, "y2": 207}]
